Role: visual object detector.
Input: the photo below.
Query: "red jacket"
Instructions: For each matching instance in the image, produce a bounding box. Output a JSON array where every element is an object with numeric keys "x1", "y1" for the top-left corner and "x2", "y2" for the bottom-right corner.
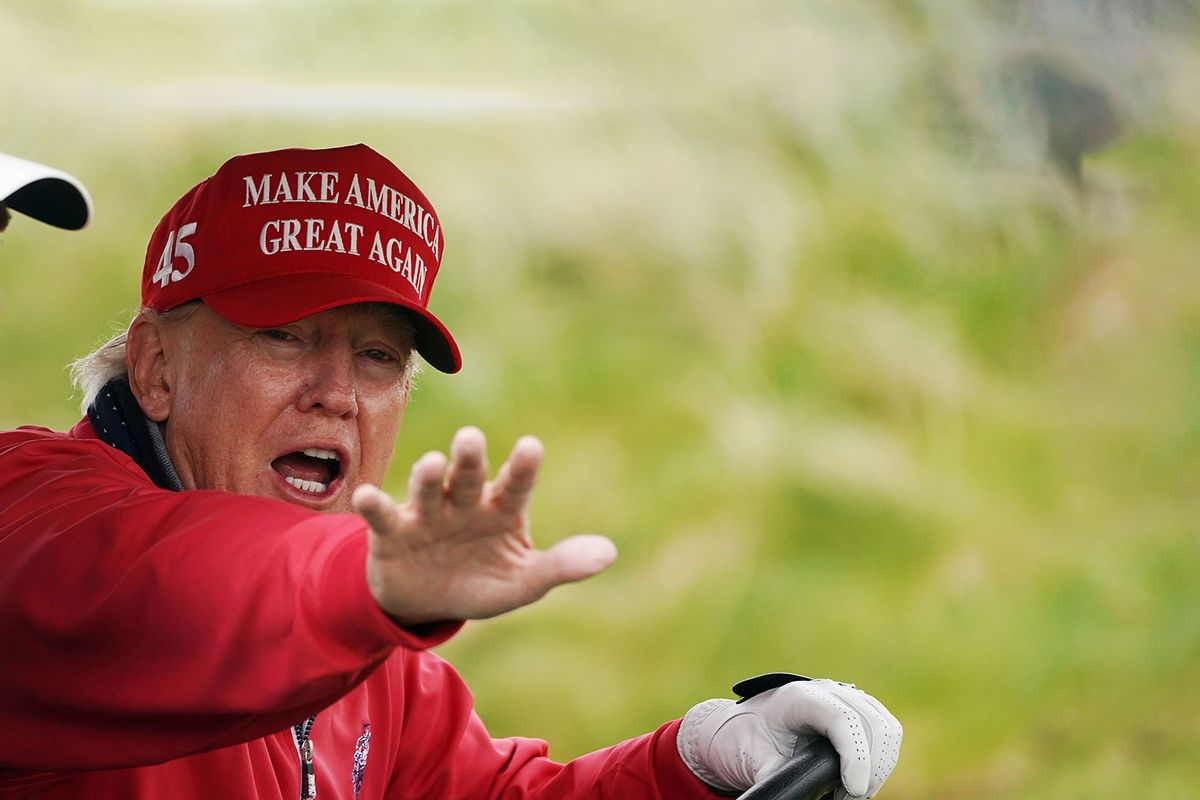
[{"x1": 0, "y1": 420, "x2": 719, "y2": 799}]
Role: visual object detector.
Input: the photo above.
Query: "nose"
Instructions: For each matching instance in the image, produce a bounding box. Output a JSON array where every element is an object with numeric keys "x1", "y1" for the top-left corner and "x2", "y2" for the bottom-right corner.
[{"x1": 297, "y1": 350, "x2": 358, "y2": 418}]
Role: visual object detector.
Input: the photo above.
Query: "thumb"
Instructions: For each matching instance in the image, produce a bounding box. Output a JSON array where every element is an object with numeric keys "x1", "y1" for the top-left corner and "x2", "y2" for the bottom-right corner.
[{"x1": 534, "y1": 534, "x2": 618, "y2": 589}]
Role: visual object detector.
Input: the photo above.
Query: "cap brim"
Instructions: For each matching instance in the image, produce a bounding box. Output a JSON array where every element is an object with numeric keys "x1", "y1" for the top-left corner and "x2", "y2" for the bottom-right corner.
[
  {"x1": 0, "y1": 152, "x2": 92, "y2": 231},
  {"x1": 200, "y1": 271, "x2": 462, "y2": 373}
]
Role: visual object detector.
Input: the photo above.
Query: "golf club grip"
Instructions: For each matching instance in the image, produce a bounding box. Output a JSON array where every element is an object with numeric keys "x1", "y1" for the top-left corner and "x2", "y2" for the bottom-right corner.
[{"x1": 737, "y1": 738, "x2": 841, "y2": 800}]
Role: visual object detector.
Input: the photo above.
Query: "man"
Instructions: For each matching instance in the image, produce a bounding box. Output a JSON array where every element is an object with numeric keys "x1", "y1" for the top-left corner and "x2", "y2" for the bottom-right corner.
[
  {"x1": 0, "y1": 144, "x2": 901, "y2": 799},
  {"x1": 0, "y1": 150, "x2": 92, "y2": 232}
]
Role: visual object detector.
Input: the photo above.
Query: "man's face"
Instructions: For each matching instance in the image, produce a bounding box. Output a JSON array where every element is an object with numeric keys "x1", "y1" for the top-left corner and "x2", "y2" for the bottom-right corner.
[{"x1": 157, "y1": 302, "x2": 415, "y2": 513}]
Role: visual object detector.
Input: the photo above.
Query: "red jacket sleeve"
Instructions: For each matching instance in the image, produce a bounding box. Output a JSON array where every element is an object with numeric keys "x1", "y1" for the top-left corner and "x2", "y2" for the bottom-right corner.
[
  {"x1": 373, "y1": 651, "x2": 726, "y2": 800},
  {"x1": 0, "y1": 425, "x2": 457, "y2": 771}
]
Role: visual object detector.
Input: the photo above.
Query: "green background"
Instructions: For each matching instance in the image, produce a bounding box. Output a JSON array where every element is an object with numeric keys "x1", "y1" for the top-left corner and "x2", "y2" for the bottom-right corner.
[{"x1": 2, "y1": 2, "x2": 1198, "y2": 797}]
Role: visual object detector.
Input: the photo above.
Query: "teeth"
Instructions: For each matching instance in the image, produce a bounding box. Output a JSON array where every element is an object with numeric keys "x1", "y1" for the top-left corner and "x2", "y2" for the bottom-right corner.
[
  {"x1": 284, "y1": 476, "x2": 328, "y2": 494},
  {"x1": 302, "y1": 448, "x2": 339, "y2": 461}
]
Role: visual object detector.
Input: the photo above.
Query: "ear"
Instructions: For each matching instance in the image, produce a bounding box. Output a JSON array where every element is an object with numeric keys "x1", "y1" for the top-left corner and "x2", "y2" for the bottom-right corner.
[{"x1": 125, "y1": 314, "x2": 174, "y2": 422}]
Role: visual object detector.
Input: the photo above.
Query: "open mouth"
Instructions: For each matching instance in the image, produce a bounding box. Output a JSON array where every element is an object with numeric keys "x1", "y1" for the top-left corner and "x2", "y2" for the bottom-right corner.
[{"x1": 271, "y1": 447, "x2": 343, "y2": 496}]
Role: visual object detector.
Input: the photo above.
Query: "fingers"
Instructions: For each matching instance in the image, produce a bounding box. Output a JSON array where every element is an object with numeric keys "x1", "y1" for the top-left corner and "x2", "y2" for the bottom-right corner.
[
  {"x1": 820, "y1": 682, "x2": 902, "y2": 798},
  {"x1": 352, "y1": 483, "x2": 399, "y2": 534},
  {"x1": 772, "y1": 683, "x2": 871, "y2": 798},
  {"x1": 408, "y1": 450, "x2": 450, "y2": 517},
  {"x1": 825, "y1": 696, "x2": 872, "y2": 799},
  {"x1": 772, "y1": 680, "x2": 901, "y2": 799},
  {"x1": 446, "y1": 426, "x2": 488, "y2": 508},
  {"x1": 491, "y1": 435, "x2": 544, "y2": 515},
  {"x1": 403, "y1": 429, "x2": 543, "y2": 518},
  {"x1": 403, "y1": 427, "x2": 484, "y2": 518}
]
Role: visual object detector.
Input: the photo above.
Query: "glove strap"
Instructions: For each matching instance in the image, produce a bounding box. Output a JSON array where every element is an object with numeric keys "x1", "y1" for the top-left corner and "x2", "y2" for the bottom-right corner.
[{"x1": 731, "y1": 673, "x2": 811, "y2": 703}]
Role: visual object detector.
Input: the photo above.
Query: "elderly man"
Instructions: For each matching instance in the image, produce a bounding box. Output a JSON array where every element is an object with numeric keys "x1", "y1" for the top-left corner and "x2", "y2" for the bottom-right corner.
[
  {"x1": 0, "y1": 145, "x2": 901, "y2": 799},
  {"x1": 0, "y1": 150, "x2": 92, "y2": 232}
]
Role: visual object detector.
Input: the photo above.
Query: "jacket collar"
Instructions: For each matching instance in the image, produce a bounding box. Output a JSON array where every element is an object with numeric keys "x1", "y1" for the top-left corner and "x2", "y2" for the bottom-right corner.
[{"x1": 86, "y1": 378, "x2": 185, "y2": 492}]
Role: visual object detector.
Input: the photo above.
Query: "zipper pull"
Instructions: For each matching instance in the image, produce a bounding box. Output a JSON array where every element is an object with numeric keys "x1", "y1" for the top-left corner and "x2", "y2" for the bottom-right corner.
[{"x1": 301, "y1": 737, "x2": 316, "y2": 800}]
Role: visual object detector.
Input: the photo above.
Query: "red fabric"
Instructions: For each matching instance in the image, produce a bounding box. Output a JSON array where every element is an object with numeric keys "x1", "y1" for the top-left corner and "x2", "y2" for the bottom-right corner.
[{"x1": 0, "y1": 421, "x2": 722, "y2": 800}]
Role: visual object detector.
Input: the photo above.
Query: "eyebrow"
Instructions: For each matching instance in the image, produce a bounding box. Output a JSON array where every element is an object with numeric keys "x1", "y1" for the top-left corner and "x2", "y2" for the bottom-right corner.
[{"x1": 358, "y1": 305, "x2": 417, "y2": 349}]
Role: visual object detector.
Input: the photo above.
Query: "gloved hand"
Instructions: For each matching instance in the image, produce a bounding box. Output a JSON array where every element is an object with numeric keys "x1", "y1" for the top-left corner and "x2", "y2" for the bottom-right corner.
[{"x1": 677, "y1": 675, "x2": 902, "y2": 799}]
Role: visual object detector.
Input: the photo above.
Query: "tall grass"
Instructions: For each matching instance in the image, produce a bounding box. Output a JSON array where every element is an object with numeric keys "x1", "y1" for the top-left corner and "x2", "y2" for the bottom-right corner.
[{"x1": 2, "y1": 2, "x2": 1198, "y2": 797}]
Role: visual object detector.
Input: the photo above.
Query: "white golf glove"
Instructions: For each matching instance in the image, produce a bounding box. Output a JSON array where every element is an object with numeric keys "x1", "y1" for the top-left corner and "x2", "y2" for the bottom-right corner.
[{"x1": 677, "y1": 674, "x2": 902, "y2": 799}]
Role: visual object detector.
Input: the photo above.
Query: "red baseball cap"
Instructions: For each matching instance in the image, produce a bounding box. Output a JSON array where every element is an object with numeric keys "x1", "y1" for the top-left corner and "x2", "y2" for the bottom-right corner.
[{"x1": 142, "y1": 144, "x2": 461, "y2": 373}]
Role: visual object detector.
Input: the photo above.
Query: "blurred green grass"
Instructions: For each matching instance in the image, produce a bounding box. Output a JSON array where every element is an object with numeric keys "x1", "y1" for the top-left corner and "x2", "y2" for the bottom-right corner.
[{"x1": 3, "y1": 2, "x2": 1199, "y2": 798}]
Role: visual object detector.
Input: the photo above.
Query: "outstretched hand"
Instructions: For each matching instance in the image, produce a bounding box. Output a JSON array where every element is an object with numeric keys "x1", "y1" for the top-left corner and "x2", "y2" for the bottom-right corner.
[{"x1": 352, "y1": 426, "x2": 617, "y2": 626}]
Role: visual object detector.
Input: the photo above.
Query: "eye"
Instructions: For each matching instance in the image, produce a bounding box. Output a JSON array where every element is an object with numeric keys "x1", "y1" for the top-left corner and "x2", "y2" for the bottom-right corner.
[
  {"x1": 362, "y1": 348, "x2": 397, "y2": 364},
  {"x1": 261, "y1": 329, "x2": 297, "y2": 342}
]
